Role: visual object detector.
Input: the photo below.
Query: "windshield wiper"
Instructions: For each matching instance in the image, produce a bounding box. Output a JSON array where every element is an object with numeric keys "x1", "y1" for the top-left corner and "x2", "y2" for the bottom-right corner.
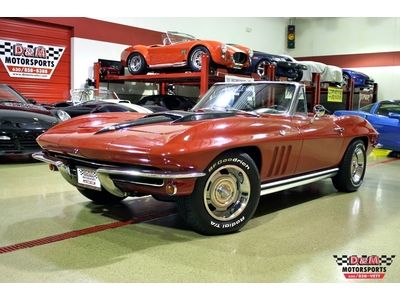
[
  {"x1": 193, "y1": 105, "x2": 260, "y2": 117},
  {"x1": 222, "y1": 107, "x2": 260, "y2": 118}
]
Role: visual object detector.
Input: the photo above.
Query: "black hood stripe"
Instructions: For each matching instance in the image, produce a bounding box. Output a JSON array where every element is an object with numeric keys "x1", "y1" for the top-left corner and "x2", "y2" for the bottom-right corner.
[{"x1": 95, "y1": 111, "x2": 236, "y2": 134}]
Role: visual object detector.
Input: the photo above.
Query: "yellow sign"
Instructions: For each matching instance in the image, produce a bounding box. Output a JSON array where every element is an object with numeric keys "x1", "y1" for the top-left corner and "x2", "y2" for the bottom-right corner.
[{"x1": 327, "y1": 87, "x2": 343, "y2": 102}]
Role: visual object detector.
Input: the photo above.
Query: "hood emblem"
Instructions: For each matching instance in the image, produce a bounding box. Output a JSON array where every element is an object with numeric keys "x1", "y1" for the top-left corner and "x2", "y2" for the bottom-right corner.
[{"x1": 33, "y1": 117, "x2": 39, "y2": 122}]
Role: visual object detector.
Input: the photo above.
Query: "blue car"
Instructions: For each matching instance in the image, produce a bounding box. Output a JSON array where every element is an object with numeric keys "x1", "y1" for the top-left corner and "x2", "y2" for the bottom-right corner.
[
  {"x1": 334, "y1": 100, "x2": 400, "y2": 154},
  {"x1": 342, "y1": 69, "x2": 374, "y2": 89}
]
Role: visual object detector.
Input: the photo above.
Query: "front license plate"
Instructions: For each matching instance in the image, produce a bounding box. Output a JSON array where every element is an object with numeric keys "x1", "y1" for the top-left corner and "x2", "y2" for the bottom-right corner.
[{"x1": 77, "y1": 166, "x2": 101, "y2": 190}]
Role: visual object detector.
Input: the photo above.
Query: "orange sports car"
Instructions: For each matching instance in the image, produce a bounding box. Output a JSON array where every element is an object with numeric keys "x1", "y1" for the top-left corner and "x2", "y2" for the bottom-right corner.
[{"x1": 121, "y1": 31, "x2": 252, "y2": 75}]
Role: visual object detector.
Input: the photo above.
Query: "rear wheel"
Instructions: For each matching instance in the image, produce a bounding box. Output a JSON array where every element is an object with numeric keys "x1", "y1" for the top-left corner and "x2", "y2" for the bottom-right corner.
[
  {"x1": 127, "y1": 52, "x2": 147, "y2": 75},
  {"x1": 189, "y1": 46, "x2": 211, "y2": 72},
  {"x1": 77, "y1": 188, "x2": 126, "y2": 205},
  {"x1": 177, "y1": 152, "x2": 260, "y2": 235},
  {"x1": 332, "y1": 139, "x2": 366, "y2": 192}
]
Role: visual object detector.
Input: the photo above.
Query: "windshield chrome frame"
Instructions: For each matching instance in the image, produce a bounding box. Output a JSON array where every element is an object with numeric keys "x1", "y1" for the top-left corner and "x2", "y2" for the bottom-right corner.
[{"x1": 193, "y1": 81, "x2": 304, "y2": 117}]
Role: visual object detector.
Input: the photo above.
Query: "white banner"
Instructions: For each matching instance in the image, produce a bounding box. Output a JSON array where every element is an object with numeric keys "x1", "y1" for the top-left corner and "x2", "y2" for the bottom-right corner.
[{"x1": 0, "y1": 39, "x2": 65, "y2": 80}]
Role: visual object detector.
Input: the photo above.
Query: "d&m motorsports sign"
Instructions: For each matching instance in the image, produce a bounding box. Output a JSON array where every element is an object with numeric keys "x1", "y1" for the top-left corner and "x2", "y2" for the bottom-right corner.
[{"x1": 0, "y1": 39, "x2": 65, "y2": 80}]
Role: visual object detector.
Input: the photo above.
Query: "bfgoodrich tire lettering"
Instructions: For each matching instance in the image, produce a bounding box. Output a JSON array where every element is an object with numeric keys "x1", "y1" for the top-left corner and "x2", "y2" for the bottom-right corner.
[
  {"x1": 332, "y1": 139, "x2": 366, "y2": 192},
  {"x1": 177, "y1": 152, "x2": 260, "y2": 235}
]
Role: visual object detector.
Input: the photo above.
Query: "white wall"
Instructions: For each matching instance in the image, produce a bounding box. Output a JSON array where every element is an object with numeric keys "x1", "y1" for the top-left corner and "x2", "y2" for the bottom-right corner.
[
  {"x1": 290, "y1": 17, "x2": 400, "y2": 57},
  {"x1": 71, "y1": 37, "x2": 127, "y2": 89},
  {"x1": 71, "y1": 37, "x2": 157, "y2": 96},
  {"x1": 288, "y1": 17, "x2": 400, "y2": 100},
  {"x1": 98, "y1": 17, "x2": 289, "y2": 54}
]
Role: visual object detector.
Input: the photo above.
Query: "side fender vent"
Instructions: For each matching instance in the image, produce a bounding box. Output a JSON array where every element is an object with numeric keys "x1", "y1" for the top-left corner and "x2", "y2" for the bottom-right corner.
[{"x1": 267, "y1": 145, "x2": 292, "y2": 177}]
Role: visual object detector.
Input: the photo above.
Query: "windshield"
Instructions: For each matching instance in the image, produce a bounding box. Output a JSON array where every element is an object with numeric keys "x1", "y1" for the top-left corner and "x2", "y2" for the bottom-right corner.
[
  {"x1": 162, "y1": 31, "x2": 196, "y2": 45},
  {"x1": 192, "y1": 82, "x2": 297, "y2": 115},
  {"x1": 70, "y1": 89, "x2": 119, "y2": 105},
  {"x1": 0, "y1": 85, "x2": 27, "y2": 104}
]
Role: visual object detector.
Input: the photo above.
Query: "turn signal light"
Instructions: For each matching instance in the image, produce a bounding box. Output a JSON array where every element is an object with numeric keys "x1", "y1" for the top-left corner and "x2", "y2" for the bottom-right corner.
[{"x1": 166, "y1": 183, "x2": 177, "y2": 195}]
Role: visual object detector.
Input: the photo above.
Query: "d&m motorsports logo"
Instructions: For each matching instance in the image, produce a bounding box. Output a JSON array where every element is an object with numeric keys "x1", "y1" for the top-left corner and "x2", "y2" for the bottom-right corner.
[
  {"x1": 0, "y1": 39, "x2": 65, "y2": 80},
  {"x1": 333, "y1": 255, "x2": 395, "y2": 279}
]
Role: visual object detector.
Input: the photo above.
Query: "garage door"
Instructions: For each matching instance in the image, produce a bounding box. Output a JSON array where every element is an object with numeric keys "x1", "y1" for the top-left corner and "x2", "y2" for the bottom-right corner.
[{"x1": 0, "y1": 18, "x2": 71, "y2": 104}]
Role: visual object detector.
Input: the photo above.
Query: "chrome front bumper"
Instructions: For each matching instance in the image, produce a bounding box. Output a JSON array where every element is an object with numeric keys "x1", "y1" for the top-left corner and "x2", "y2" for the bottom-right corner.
[{"x1": 32, "y1": 152, "x2": 206, "y2": 197}]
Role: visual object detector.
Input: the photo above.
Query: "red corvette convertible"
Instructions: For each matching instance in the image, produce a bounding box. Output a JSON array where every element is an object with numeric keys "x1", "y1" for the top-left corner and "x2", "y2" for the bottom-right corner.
[
  {"x1": 121, "y1": 31, "x2": 251, "y2": 74},
  {"x1": 33, "y1": 82, "x2": 378, "y2": 235}
]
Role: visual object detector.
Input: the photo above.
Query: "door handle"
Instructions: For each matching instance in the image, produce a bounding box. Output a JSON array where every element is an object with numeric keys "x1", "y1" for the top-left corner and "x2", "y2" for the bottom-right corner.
[{"x1": 334, "y1": 127, "x2": 344, "y2": 133}]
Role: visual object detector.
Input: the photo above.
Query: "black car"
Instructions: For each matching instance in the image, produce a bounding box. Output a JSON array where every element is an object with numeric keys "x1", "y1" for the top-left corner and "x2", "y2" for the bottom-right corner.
[
  {"x1": 0, "y1": 84, "x2": 66, "y2": 159},
  {"x1": 49, "y1": 89, "x2": 152, "y2": 117},
  {"x1": 136, "y1": 94, "x2": 197, "y2": 112},
  {"x1": 53, "y1": 100, "x2": 143, "y2": 118},
  {"x1": 237, "y1": 48, "x2": 307, "y2": 81}
]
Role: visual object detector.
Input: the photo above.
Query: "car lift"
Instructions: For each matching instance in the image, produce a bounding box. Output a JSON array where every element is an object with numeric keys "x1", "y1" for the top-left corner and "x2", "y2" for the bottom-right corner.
[{"x1": 93, "y1": 55, "x2": 378, "y2": 111}]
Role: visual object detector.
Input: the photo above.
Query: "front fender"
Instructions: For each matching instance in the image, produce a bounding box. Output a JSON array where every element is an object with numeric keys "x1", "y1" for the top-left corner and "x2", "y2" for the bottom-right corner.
[{"x1": 121, "y1": 45, "x2": 149, "y2": 66}]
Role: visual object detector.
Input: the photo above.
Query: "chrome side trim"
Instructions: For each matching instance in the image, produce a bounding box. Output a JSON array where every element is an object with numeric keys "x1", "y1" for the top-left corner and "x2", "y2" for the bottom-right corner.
[
  {"x1": 96, "y1": 168, "x2": 206, "y2": 179},
  {"x1": 260, "y1": 168, "x2": 339, "y2": 196},
  {"x1": 148, "y1": 62, "x2": 187, "y2": 68}
]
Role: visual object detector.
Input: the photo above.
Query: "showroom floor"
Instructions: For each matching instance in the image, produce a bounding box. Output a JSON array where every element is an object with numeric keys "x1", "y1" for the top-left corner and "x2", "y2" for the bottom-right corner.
[{"x1": 0, "y1": 149, "x2": 399, "y2": 282}]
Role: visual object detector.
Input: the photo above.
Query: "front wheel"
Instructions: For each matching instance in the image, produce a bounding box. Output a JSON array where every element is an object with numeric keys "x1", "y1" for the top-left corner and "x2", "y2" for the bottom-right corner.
[
  {"x1": 177, "y1": 152, "x2": 260, "y2": 235},
  {"x1": 127, "y1": 52, "x2": 147, "y2": 75},
  {"x1": 293, "y1": 70, "x2": 303, "y2": 82},
  {"x1": 332, "y1": 139, "x2": 366, "y2": 192},
  {"x1": 77, "y1": 188, "x2": 126, "y2": 205},
  {"x1": 188, "y1": 46, "x2": 211, "y2": 72}
]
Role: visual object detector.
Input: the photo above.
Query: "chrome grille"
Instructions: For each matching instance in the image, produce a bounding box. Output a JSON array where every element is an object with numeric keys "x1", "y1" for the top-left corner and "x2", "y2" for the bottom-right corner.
[
  {"x1": 232, "y1": 53, "x2": 248, "y2": 64},
  {"x1": 0, "y1": 131, "x2": 42, "y2": 152}
]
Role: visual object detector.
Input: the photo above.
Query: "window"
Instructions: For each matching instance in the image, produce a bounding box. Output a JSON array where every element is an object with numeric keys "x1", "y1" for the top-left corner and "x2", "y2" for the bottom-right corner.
[{"x1": 295, "y1": 88, "x2": 307, "y2": 115}]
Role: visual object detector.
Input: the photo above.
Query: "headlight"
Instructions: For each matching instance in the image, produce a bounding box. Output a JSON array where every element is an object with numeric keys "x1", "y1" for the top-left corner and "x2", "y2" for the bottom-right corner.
[
  {"x1": 56, "y1": 110, "x2": 71, "y2": 121},
  {"x1": 221, "y1": 44, "x2": 228, "y2": 54}
]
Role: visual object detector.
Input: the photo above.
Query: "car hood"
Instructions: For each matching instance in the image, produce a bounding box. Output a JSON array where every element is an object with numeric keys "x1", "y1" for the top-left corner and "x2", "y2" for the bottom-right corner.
[
  {"x1": 36, "y1": 110, "x2": 261, "y2": 165},
  {"x1": 0, "y1": 108, "x2": 59, "y2": 130},
  {"x1": 0, "y1": 101, "x2": 52, "y2": 115}
]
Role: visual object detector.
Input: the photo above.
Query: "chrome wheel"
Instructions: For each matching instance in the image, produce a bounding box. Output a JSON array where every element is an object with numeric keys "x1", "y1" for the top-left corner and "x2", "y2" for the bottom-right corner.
[
  {"x1": 203, "y1": 165, "x2": 251, "y2": 221},
  {"x1": 256, "y1": 61, "x2": 267, "y2": 76},
  {"x1": 129, "y1": 54, "x2": 142, "y2": 72},
  {"x1": 351, "y1": 146, "x2": 365, "y2": 184},
  {"x1": 191, "y1": 49, "x2": 206, "y2": 70}
]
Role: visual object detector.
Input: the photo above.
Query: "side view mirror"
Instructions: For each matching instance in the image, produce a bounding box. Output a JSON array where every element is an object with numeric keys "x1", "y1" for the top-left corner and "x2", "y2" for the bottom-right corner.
[
  {"x1": 388, "y1": 112, "x2": 400, "y2": 120},
  {"x1": 27, "y1": 98, "x2": 37, "y2": 104},
  {"x1": 311, "y1": 104, "x2": 326, "y2": 123}
]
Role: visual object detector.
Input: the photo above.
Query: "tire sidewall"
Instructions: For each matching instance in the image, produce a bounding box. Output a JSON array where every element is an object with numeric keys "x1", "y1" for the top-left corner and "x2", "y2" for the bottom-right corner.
[
  {"x1": 256, "y1": 60, "x2": 269, "y2": 76},
  {"x1": 348, "y1": 141, "x2": 366, "y2": 188},
  {"x1": 127, "y1": 52, "x2": 146, "y2": 75},
  {"x1": 189, "y1": 152, "x2": 260, "y2": 234},
  {"x1": 189, "y1": 46, "x2": 210, "y2": 72}
]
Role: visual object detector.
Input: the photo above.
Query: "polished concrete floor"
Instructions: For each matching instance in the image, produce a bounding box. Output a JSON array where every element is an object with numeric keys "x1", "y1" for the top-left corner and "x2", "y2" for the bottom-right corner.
[{"x1": 0, "y1": 149, "x2": 399, "y2": 282}]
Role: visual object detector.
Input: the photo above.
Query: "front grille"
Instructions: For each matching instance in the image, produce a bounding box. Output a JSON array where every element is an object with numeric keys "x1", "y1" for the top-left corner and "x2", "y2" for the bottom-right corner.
[
  {"x1": 232, "y1": 53, "x2": 248, "y2": 64},
  {"x1": 0, "y1": 131, "x2": 42, "y2": 152}
]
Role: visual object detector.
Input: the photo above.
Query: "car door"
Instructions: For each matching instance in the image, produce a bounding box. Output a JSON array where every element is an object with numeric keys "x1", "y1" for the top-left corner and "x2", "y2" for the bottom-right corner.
[
  {"x1": 147, "y1": 42, "x2": 189, "y2": 66},
  {"x1": 292, "y1": 88, "x2": 344, "y2": 174},
  {"x1": 368, "y1": 102, "x2": 400, "y2": 150},
  {"x1": 293, "y1": 114, "x2": 345, "y2": 174}
]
